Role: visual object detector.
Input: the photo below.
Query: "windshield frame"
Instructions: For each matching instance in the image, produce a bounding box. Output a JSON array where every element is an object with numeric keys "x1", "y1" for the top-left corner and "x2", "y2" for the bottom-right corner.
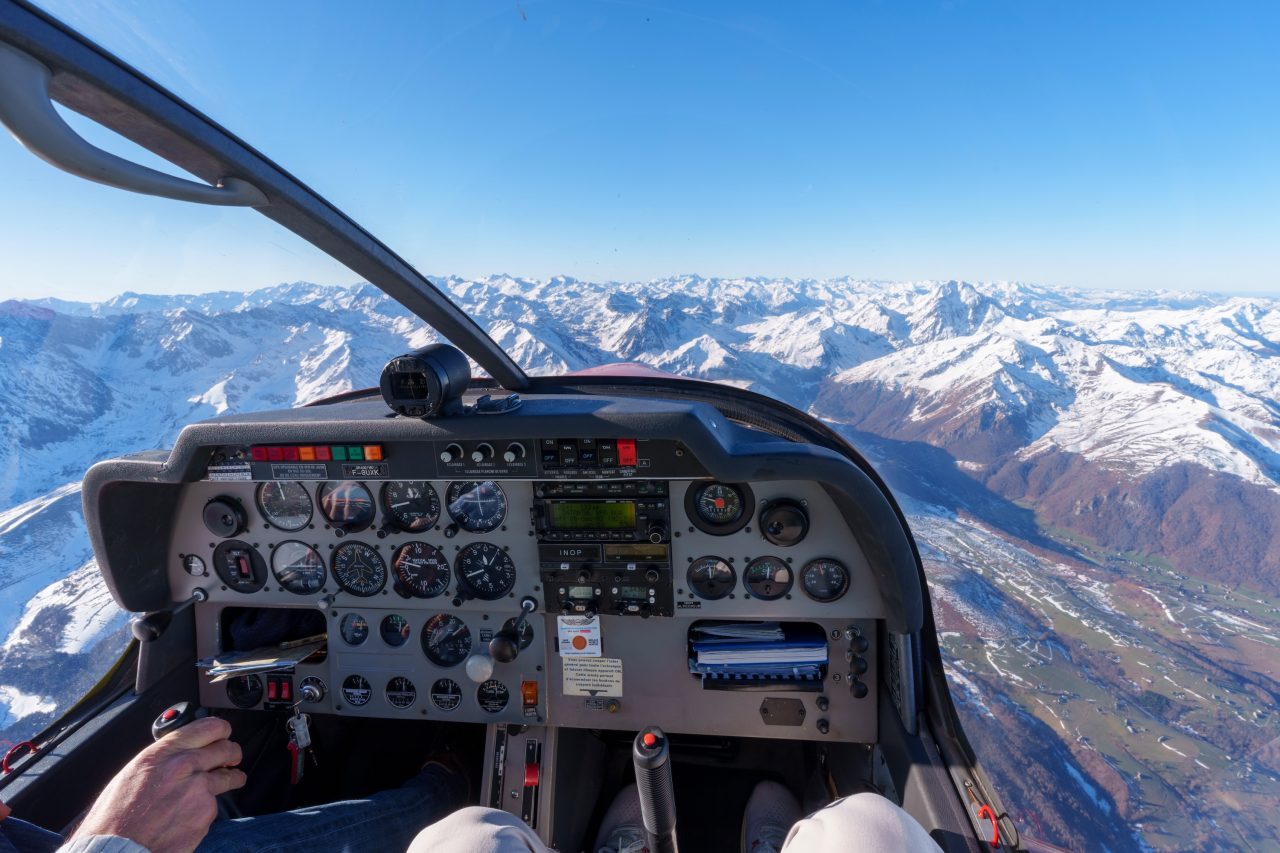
[{"x1": 0, "y1": 0, "x2": 529, "y2": 389}]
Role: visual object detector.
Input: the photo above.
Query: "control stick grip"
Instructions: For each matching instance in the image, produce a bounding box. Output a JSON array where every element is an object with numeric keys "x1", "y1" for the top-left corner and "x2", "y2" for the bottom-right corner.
[
  {"x1": 151, "y1": 701, "x2": 208, "y2": 741},
  {"x1": 632, "y1": 726, "x2": 679, "y2": 853}
]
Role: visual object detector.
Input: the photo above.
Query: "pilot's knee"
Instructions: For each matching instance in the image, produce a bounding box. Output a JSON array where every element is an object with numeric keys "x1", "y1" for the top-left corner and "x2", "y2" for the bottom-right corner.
[{"x1": 407, "y1": 806, "x2": 546, "y2": 853}]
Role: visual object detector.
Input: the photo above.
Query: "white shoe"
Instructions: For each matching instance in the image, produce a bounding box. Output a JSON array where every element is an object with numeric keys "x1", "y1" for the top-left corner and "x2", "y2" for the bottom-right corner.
[
  {"x1": 741, "y1": 780, "x2": 803, "y2": 853},
  {"x1": 595, "y1": 783, "x2": 650, "y2": 853}
]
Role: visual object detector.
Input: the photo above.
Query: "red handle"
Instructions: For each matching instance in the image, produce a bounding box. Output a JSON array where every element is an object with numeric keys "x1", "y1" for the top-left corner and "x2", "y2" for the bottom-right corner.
[
  {"x1": 977, "y1": 804, "x2": 1000, "y2": 847},
  {"x1": 2, "y1": 741, "x2": 36, "y2": 775}
]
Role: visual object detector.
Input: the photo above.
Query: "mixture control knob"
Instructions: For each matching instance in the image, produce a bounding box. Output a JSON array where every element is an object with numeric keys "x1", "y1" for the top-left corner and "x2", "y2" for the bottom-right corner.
[
  {"x1": 440, "y1": 443, "x2": 464, "y2": 463},
  {"x1": 471, "y1": 442, "x2": 495, "y2": 463},
  {"x1": 503, "y1": 442, "x2": 526, "y2": 463},
  {"x1": 647, "y1": 523, "x2": 666, "y2": 544}
]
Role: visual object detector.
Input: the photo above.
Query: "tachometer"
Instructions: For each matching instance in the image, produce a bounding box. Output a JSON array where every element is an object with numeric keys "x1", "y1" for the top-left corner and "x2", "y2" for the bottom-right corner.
[
  {"x1": 456, "y1": 542, "x2": 517, "y2": 600},
  {"x1": 687, "y1": 556, "x2": 736, "y2": 600},
  {"x1": 331, "y1": 541, "x2": 387, "y2": 596},
  {"x1": 744, "y1": 556, "x2": 793, "y2": 601},
  {"x1": 318, "y1": 481, "x2": 376, "y2": 531},
  {"x1": 256, "y1": 481, "x2": 313, "y2": 531},
  {"x1": 445, "y1": 481, "x2": 506, "y2": 532},
  {"x1": 270, "y1": 540, "x2": 327, "y2": 594},
  {"x1": 687, "y1": 482, "x2": 753, "y2": 535},
  {"x1": 800, "y1": 558, "x2": 849, "y2": 603},
  {"x1": 392, "y1": 541, "x2": 450, "y2": 599},
  {"x1": 421, "y1": 614, "x2": 471, "y2": 666},
  {"x1": 381, "y1": 481, "x2": 440, "y2": 532},
  {"x1": 477, "y1": 679, "x2": 509, "y2": 714},
  {"x1": 385, "y1": 676, "x2": 417, "y2": 709}
]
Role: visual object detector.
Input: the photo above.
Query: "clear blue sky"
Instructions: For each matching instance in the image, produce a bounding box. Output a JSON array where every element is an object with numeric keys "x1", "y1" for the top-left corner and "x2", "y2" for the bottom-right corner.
[{"x1": 2, "y1": 0, "x2": 1278, "y2": 299}]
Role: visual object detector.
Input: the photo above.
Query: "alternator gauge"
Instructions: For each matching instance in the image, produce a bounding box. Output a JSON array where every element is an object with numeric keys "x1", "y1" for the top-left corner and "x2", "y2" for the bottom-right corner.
[
  {"x1": 339, "y1": 613, "x2": 370, "y2": 646},
  {"x1": 687, "y1": 556, "x2": 736, "y2": 600},
  {"x1": 456, "y1": 542, "x2": 516, "y2": 600},
  {"x1": 800, "y1": 558, "x2": 850, "y2": 603},
  {"x1": 385, "y1": 676, "x2": 417, "y2": 710},
  {"x1": 392, "y1": 541, "x2": 450, "y2": 599},
  {"x1": 744, "y1": 556, "x2": 793, "y2": 601},
  {"x1": 331, "y1": 541, "x2": 387, "y2": 597},
  {"x1": 380, "y1": 614, "x2": 411, "y2": 647},
  {"x1": 318, "y1": 481, "x2": 376, "y2": 532},
  {"x1": 430, "y1": 678, "x2": 462, "y2": 712},
  {"x1": 256, "y1": 481, "x2": 313, "y2": 531},
  {"x1": 445, "y1": 481, "x2": 506, "y2": 532},
  {"x1": 686, "y1": 482, "x2": 753, "y2": 535},
  {"x1": 341, "y1": 674, "x2": 372, "y2": 707},
  {"x1": 381, "y1": 481, "x2": 440, "y2": 533},
  {"x1": 421, "y1": 614, "x2": 472, "y2": 667},
  {"x1": 477, "y1": 679, "x2": 510, "y2": 714},
  {"x1": 271, "y1": 540, "x2": 327, "y2": 595}
]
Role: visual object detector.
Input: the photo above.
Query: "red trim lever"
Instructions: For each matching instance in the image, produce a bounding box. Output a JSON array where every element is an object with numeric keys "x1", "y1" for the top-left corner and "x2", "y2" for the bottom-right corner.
[{"x1": 977, "y1": 804, "x2": 1000, "y2": 847}]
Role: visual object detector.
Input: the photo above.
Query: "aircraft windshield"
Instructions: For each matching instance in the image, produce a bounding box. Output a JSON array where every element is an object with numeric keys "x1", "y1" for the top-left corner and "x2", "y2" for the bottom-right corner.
[{"x1": 4, "y1": 3, "x2": 1279, "y2": 850}]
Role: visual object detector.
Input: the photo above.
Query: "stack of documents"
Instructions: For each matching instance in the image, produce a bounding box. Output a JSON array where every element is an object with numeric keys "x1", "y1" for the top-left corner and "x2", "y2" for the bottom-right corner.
[
  {"x1": 198, "y1": 635, "x2": 326, "y2": 683},
  {"x1": 688, "y1": 622, "x2": 827, "y2": 682}
]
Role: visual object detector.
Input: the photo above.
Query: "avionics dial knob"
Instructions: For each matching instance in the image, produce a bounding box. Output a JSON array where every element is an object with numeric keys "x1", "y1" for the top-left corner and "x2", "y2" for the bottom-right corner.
[
  {"x1": 471, "y1": 443, "x2": 495, "y2": 463},
  {"x1": 647, "y1": 523, "x2": 666, "y2": 544},
  {"x1": 440, "y1": 443, "x2": 464, "y2": 463},
  {"x1": 503, "y1": 442, "x2": 526, "y2": 463}
]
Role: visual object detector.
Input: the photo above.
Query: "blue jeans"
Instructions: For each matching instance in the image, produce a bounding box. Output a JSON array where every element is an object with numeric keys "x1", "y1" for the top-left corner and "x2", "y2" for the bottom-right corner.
[{"x1": 0, "y1": 765, "x2": 464, "y2": 853}]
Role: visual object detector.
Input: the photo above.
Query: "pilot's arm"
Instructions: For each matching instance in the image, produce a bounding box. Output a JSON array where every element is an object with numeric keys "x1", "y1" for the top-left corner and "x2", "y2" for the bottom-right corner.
[{"x1": 60, "y1": 717, "x2": 245, "y2": 853}]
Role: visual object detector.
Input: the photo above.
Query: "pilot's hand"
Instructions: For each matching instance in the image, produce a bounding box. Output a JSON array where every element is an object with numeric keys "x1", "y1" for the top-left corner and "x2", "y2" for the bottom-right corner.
[{"x1": 71, "y1": 716, "x2": 245, "y2": 853}]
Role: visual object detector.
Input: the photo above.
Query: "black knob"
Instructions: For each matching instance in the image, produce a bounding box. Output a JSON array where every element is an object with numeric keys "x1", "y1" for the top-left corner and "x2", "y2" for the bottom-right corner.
[
  {"x1": 440, "y1": 443, "x2": 463, "y2": 463},
  {"x1": 851, "y1": 635, "x2": 869, "y2": 654},
  {"x1": 577, "y1": 570, "x2": 592, "y2": 583},
  {"x1": 503, "y1": 443, "x2": 526, "y2": 463},
  {"x1": 645, "y1": 569, "x2": 660, "y2": 583},
  {"x1": 489, "y1": 631, "x2": 519, "y2": 663},
  {"x1": 471, "y1": 442, "x2": 495, "y2": 463},
  {"x1": 849, "y1": 678, "x2": 869, "y2": 699},
  {"x1": 816, "y1": 718, "x2": 830, "y2": 735},
  {"x1": 647, "y1": 523, "x2": 666, "y2": 544},
  {"x1": 202, "y1": 497, "x2": 246, "y2": 538},
  {"x1": 849, "y1": 656, "x2": 868, "y2": 676},
  {"x1": 816, "y1": 695, "x2": 830, "y2": 712}
]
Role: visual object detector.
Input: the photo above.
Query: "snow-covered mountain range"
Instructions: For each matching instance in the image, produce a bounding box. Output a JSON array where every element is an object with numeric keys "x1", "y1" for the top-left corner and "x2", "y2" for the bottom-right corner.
[{"x1": 2, "y1": 276, "x2": 1279, "y2": 850}]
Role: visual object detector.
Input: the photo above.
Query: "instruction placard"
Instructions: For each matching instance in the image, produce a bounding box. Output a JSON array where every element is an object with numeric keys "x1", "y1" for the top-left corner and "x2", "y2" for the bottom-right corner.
[
  {"x1": 562, "y1": 656, "x2": 623, "y2": 697},
  {"x1": 557, "y1": 615, "x2": 602, "y2": 657}
]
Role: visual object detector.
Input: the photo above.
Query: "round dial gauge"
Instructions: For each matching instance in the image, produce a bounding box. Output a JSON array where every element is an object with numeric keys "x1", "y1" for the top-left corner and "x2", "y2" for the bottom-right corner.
[
  {"x1": 421, "y1": 614, "x2": 472, "y2": 666},
  {"x1": 801, "y1": 558, "x2": 850, "y2": 603},
  {"x1": 341, "y1": 675, "x2": 372, "y2": 707},
  {"x1": 331, "y1": 542, "x2": 387, "y2": 597},
  {"x1": 339, "y1": 613, "x2": 369, "y2": 646},
  {"x1": 445, "y1": 481, "x2": 507, "y2": 532},
  {"x1": 696, "y1": 484, "x2": 744, "y2": 525},
  {"x1": 271, "y1": 541, "x2": 327, "y2": 595},
  {"x1": 256, "y1": 481, "x2": 313, "y2": 531},
  {"x1": 212, "y1": 540, "x2": 267, "y2": 593},
  {"x1": 477, "y1": 679, "x2": 510, "y2": 714},
  {"x1": 392, "y1": 542, "x2": 450, "y2": 599},
  {"x1": 182, "y1": 554, "x2": 206, "y2": 576},
  {"x1": 381, "y1": 481, "x2": 441, "y2": 532},
  {"x1": 687, "y1": 556, "x2": 736, "y2": 600},
  {"x1": 744, "y1": 556, "x2": 793, "y2": 601},
  {"x1": 430, "y1": 678, "x2": 462, "y2": 712},
  {"x1": 385, "y1": 676, "x2": 417, "y2": 709},
  {"x1": 380, "y1": 614, "x2": 411, "y2": 647},
  {"x1": 225, "y1": 675, "x2": 263, "y2": 709},
  {"x1": 318, "y1": 481, "x2": 376, "y2": 531},
  {"x1": 456, "y1": 543, "x2": 517, "y2": 600}
]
